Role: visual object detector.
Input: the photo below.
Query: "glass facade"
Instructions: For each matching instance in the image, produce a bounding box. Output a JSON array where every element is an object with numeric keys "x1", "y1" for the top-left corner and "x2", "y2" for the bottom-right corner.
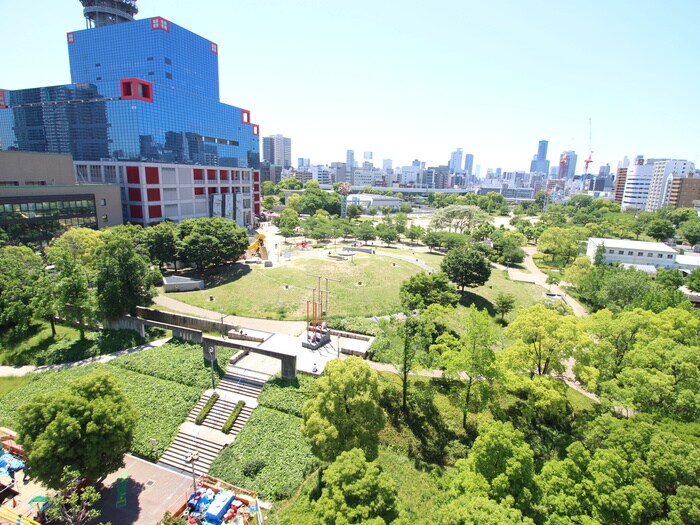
[
  {"x1": 0, "y1": 195, "x2": 97, "y2": 244},
  {"x1": 0, "y1": 17, "x2": 259, "y2": 168}
]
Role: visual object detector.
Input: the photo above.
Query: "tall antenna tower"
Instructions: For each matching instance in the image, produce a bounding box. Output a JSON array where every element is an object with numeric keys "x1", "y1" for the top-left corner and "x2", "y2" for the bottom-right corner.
[
  {"x1": 79, "y1": 0, "x2": 138, "y2": 28},
  {"x1": 584, "y1": 117, "x2": 594, "y2": 175}
]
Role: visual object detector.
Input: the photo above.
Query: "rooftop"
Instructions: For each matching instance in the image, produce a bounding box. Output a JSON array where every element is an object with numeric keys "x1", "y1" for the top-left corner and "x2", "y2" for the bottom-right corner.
[{"x1": 589, "y1": 237, "x2": 678, "y2": 254}]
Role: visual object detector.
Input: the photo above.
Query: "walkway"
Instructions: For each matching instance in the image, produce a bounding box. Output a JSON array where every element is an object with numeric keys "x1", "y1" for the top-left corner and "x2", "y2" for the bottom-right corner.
[
  {"x1": 158, "y1": 355, "x2": 269, "y2": 477},
  {"x1": 0, "y1": 338, "x2": 171, "y2": 378},
  {"x1": 153, "y1": 295, "x2": 306, "y2": 336}
]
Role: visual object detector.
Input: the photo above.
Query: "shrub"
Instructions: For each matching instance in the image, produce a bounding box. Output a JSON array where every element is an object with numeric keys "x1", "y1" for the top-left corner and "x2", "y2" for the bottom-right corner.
[
  {"x1": 34, "y1": 329, "x2": 144, "y2": 366},
  {"x1": 325, "y1": 316, "x2": 382, "y2": 336},
  {"x1": 195, "y1": 393, "x2": 220, "y2": 425},
  {"x1": 257, "y1": 375, "x2": 317, "y2": 417},
  {"x1": 242, "y1": 458, "x2": 266, "y2": 478},
  {"x1": 222, "y1": 400, "x2": 245, "y2": 433}
]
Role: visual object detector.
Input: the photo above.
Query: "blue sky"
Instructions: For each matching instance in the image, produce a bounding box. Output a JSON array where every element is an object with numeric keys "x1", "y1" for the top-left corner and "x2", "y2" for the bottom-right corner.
[{"x1": 2, "y1": 0, "x2": 699, "y2": 172}]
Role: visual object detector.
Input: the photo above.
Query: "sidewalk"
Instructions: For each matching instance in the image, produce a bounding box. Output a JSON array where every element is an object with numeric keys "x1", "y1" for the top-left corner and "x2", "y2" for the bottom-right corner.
[{"x1": 0, "y1": 338, "x2": 171, "y2": 378}]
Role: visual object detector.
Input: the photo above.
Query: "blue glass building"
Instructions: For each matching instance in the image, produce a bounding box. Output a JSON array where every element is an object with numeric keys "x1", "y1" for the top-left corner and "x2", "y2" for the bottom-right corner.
[{"x1": 0, "y1": 14, "x2": 260, "y2": 169}]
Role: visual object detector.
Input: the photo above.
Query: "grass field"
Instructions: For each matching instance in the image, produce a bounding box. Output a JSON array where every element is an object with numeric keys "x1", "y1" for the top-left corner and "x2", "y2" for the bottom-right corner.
[
  {"x1": 168, "y1": 253, "x2": 423, "y2": 320},
  {"x1": 0, "y1": 322, "x2": 82, "y2": 365}
]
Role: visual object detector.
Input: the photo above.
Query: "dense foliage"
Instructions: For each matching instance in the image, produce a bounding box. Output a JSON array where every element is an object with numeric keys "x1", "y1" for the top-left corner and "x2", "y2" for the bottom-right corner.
[
  {"x1": 16, "y1": 371, "x2": 137, "y2": 488},
  {"x1": 208, "y1": 407, "x2": 318, "y2": 500},
  {"x1": 441, "y1": 245, "x2": 492, "y2": 290}
]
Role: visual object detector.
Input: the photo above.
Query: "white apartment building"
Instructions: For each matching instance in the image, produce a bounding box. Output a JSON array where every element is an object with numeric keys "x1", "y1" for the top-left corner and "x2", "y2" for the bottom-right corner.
[
  {"x1": 75, "y1": 161, "x2": 259, "y2": 227},
  {"x1": 621, "y1": 159, "x2": 656, "y2": 210},
  {"x1": 310, "y1": 165, "x2": 336, "y2": 185},
  {"x1": 645, "y1": 159, "x2": 695, "y2": 211}
]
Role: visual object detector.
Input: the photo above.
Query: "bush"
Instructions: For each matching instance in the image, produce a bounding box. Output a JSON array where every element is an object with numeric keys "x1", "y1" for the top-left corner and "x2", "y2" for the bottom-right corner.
[
  {"x1": 195, "y1": 393, "x2": 219, "y2": 425},
  {"x1": 208, "y1": 407, "x2": 318, "y2": 500},
  {"x1": 325, "y1": 316, "x2": 382, "y2": 336},
  {"x1": 222, "y1": 400, "x2": 245, "y2": 433},
  {"x1": 34, "y1": 329, "x2": 144, "y2": 366},
  {"x1": 257, "y1": 375, "x2": 317, "y2": 417},
  {"x1": 242, "y1": 458, "x2": 266, "y2": 477}
]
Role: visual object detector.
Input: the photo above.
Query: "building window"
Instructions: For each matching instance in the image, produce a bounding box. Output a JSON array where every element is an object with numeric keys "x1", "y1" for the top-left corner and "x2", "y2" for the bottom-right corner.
[
  {"x1": 667, "y1": 254, "x2": 673, "y2": 259},
  {"x1": 618, "y1": 250, "x2": 624, "y2": 255},
  {"x1": 147, "y1": 57, "x2": 154, "y2": 61},
  {"x1": 637, "y1": 252, "x2": 643, "y2": 256},
  {"x1": 164, "y1": 57, "x2": 171, "y2": 65},
  {"x1": 608, "y1": 249, "x2": 614, "y2": 254},
  {"x1": 100, "y1": 198, "x2": 106, "y2": 206},
  {"x1": 647, "y1": 253, "x2": 653, "y2": 257},
  {"x1": 657, "y1": 254, "x2": 664, "y2": 258},
  {"x1": 165, "y1": 72, "x2": 172, "y2": 79},
  {"x1": 628, "y1": 251, "x2": 633, "y2": 256},
  {"x1": 102, "y1": 215, "x2": 108, "y2": 222}
]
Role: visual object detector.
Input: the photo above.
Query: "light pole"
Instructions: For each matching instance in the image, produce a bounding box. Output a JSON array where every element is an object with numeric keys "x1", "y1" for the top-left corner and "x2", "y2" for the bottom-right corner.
[
  {"x1": 219, "y1": 308, "x2": 225, "y2": 338},
  {"x1": 185, "y1": 451, "x2": 199, "y2": 494},
  {"x1": 208, "y1": 347, "x2": 216, "y2": 391}
]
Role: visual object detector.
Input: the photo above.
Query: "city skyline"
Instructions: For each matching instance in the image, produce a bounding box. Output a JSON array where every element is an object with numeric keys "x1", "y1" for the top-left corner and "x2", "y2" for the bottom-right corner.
[{"x1": 1, "y1": 0, "x2": 699, "y2": 171}]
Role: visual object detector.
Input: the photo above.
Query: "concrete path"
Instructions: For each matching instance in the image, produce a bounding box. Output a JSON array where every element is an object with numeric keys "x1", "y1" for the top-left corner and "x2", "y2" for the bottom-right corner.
[
  {"x1": 0, "y1": 337, "x2": 171, "y2": 378},
  {"x1": 153, "y1": 295, "x2": 306, "y2": 336}
]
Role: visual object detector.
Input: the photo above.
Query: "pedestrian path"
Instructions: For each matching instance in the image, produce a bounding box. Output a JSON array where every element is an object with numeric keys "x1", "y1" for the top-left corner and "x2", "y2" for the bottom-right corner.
[{"x1": 158, "y1": 357, "x2": 270, "y2": 477}]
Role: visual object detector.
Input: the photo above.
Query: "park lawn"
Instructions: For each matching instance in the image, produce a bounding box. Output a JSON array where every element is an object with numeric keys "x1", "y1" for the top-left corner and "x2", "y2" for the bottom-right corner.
[
  {"x1": 168, "y1": 253, "x2": 423, "y2": 320},
  {"x1": 0, "y1": 361, "x2": 202, "y2": 461},
  {"x1": 462, "y1": 268, "x2": 543, "y2": 315},
  {"x1": 0, "y1": 322, "x2": 82, "y2": 365}
]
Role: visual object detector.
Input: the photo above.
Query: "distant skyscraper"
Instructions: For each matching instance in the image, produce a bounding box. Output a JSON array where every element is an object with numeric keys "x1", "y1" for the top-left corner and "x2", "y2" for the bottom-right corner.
[
  {"x1": 382, "y1": 159, "x2": 393, "y2": 171},
  {"x1": 558, "y1": 151, "x2": 578, "y2": 179},
  {"x1": 298, "y1": 158, "x2": 310, "y2": 169},
  {"x1": 346, "y1": 150, "x2": 355, "y2": 184},
  {"x1": 364, "y1": 151, "x2": 373, "y2": 160},
  {"x1": 449, "y1": 148, "x2": 463, "y2": 174},
  {"x1": 529, "y1": 140, "x2": 550, "y2": 174},
  {"x1": 262, "y1": 134, "x2": 291, "y2": 168},
  {"x1": 464, "y1": 154, "x2": 474, "y2": 176}
]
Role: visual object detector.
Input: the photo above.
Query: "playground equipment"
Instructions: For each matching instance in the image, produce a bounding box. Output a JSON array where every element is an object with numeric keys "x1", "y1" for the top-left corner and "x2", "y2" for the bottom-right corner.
[
  {"x1": 294, "y1": 241, "x2": 312, "y2": 250},
  {"x1": 247, "y1": 234, "x2": 268, "y2": 260}
]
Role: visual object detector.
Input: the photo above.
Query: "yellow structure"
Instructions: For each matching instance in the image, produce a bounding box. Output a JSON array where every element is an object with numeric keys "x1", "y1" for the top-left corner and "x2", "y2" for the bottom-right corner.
[
  {"x1": 0, "y1": 505, "x2": 42, "y2": 525},
  {"x1": 247, "y1": 234, "x2": 269, "y2": 259}
]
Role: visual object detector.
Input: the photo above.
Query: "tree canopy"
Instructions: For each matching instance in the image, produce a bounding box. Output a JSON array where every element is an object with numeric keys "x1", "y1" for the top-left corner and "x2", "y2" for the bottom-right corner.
[
  {"x1": 16, "y1": 371, "x2": 137, "y2": 489},
  {"x1": 441, "y1": 245, "x2": 492, "y2": 290},
  {"x1": 399, "y1": 271, "x2": 459, "y2": 311},
  {"x1": 302, "y1": 357, "x2": 385, "y2": 462}
]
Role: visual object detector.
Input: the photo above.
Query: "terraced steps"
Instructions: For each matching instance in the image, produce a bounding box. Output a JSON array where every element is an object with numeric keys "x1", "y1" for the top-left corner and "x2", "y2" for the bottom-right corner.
[
  {"x1": 217, "y1": 373, "x2": 265, "y2": 398},
  {"x1": 158, "y1": 432, "x2": 222, "y2": 477},
  {"x1": 188, "y1": 397, "x2": 254, "y2": 432}
]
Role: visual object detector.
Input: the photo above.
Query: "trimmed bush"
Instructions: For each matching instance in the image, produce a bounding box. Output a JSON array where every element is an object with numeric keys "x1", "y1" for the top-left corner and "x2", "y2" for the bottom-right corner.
[
  {"x1": 195, "y1": 393, "x2": 220, "y2": 425},
  {"x1": 222, "y1": 400, "x2": 245, "y2": 434}
]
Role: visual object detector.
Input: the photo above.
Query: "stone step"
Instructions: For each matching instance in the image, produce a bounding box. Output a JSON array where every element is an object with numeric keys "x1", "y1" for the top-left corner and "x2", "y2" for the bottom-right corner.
[{"x1": 159, "y1": 432, "x2": 223, "y2": 476}]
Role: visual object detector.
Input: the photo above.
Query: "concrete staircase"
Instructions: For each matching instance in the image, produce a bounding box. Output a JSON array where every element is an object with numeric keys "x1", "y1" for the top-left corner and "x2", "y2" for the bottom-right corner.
[{"x1": 157, "y1": 363, "x2": 266, "y2": 477}]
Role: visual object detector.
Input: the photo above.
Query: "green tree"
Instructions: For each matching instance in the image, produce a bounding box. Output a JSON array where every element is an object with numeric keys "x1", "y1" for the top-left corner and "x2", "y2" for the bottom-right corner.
[
  {"x1": 95, "y1": 230, "x2": 158, "y2": 320},
  {"x1": 685, "y1": 267, "x2": 700, "y2": 293},
  {"x1": 355, "y1": 221, "x2": 376, "y2": 244},
  {"x1": 440, "y1": 305, "x2": 499, "y2": 427},
  {"x1": 405, "y1": 224, "x2": 425, "y2": 244},
  {"x1": 399, "y1": 202, "x2": 413, "y2": 213},
  {"x1": 441, "y1": 245, "x2": 492, "y2": 290},
  {"x1": 0, "y1": 245, "x2": 45, "y2": 337},
  {"x1": 494, "y1": 292, "x2": 516, "y2": 322},
  {"x1": 55, "y1": 252, "x2": 94, "y2": 339},
  {"x1": 656, "y1": 268, "x2": 683, "y2": 289},
  {"x1": 430, "y1": 205, "x2": 489, "y2": 233},
  {"x1": 376, "y1": 224, "x2": 399, "y2": 246},
  {"x1": 261, "y1": 180, "x2": 276, "y2": 196},
  {"x1": 46, "y1": 228, "x2": 104, "y2": 276},
  {"x1": 423, "y1": 231, "x2": 442, "y2": 251},
  {"x1": 399, "y1": 272, "x2": 459, "y2": 311},
  {"x1": 143, "y1": 220, "x2": 179, "y2": 268},
  {"x1": 646, "y1": 218, "x2": 675, "y2": 241},
  {"x1": 262, "y1": 195, "x2": 276, "y2": 211},
  {"x1": 347, "y1": 204, "x2": 363, "y2": 219},
  {"x1": 278, "y1": 207, "x2": 300, "y2": 238},
  {"x1": 388, "y1": 316, "x2": 431, "y2": 411},
  {"x1": 538, "y1": 227, "x2": 587, "y2": 263},
  {"x1": 302, "y1": 357, "x2": 386, "y2": 461},
  {"x1": 278, "y1": 177, "x2": 302, "y2": 190},
  {"x1": 436, "y1": 495, "x2": 533, "y2": 525},
  {"x1": 503, "y1": 304, "x2": 582, "y2": 377},
  {"x1": 46, "y1": 473, "x2": 108, "y2": 525},
  {"x1": 315, "y1": 448, "x2": 399, "y2": 525},
  {"x1": 16, "y1": 371, "x2": 137, "y2": 489},
  {"x1": 451, "y1": 421, "x2": 536, "y2": 513},
  {"x1": 678, "y1": 218, "x2": 700, "y2": 246}
]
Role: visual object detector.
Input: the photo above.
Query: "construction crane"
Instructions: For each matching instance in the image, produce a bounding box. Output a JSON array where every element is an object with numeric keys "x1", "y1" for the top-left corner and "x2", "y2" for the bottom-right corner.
[{"x1": 583, "y1": 117, "x2": 594, "y2": 174}]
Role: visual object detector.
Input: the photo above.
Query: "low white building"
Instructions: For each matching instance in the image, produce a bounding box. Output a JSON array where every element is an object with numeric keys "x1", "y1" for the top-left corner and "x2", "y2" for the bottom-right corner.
[
  {"x1": 586, "y1": 237, "x2": 678, "y2": 269},
  {"x1": 349, "y1": 193, "x2": 402, "y2": 210}
]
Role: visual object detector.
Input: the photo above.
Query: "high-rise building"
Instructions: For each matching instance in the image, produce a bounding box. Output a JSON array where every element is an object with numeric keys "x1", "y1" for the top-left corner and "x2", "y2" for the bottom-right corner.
[
  {"x1": 449, "y1": 148, "x2": 463, "y2": 174},
  {"x1": 346, "y1": 150, "x2": 355, "y2": 185},
  {"x1": 621, "y1": 156, "x2": 656, "y2": 210},
  {"x1": 464, "y1": 154, "x2": 474, "y2": 176},
  {"x1": 669, "y1": 174, "x2": 700, "y2": 209},
  {"x1": 262, "y1": 135, "x2": 291, "y2": 169},
  {"x1": 298, "y1": 158, "x2": 310, "y2": 169},
  {"x1": 529, "y1": 140, "x2": 550, "y2": 174},
  {"x1": 558, "y1": 151, "x2": 578, "y2": 179},
  {"x1": 645, "y1": 159, "x2": 694, "y2": 211},
  {"x1": 382, "y1": 159, "x2": 393, "y2": 171},
  {"x1": 613, "y1": 167, "x2": 628, "y2": 204},
  {"x1": 0, "y1": 0, "x2": 261, "y2": 226}
]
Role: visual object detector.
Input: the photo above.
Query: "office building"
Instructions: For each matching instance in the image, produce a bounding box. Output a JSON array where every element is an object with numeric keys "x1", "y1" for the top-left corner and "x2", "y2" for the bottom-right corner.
[
  {"x1": 298, "y1": 158, "x2": 310, "y2": 169},
  {"x1": 529, "y1": 140, "x2": 550, "y2": 174},
  {"x1": 262, "y1": 135, "x2": 292, "y2": 169},
  {"x1": 0, "y1": 151, "x2": 122, "y2": 244},
  {"x1": 464, "y1": 154, "x2": 474, "y2": 177},
  {"x1": 645, "y1": 159, "x2": 695, "y2": 211},
  {"x1": 382, "y1": 159, "x2": 393, "y2": 172},
  {"x1": 558, "y1": 151, "x2": 577, "y2": 179},
  {"x1": 449, "y1": 148, "x2": 463, "y2": 174},
  {"x1": 669, "y1": 175, "x2": 700, "y2": 209},
  {"x1": 0, "y1": 0, "x2": 260, "y2": 226},
  {"x1": 621, "y1": 157, "x2": 656, "y2": 210},
  {"x1": 346, "y1": 150, "x2": 355, "y2": 184}
]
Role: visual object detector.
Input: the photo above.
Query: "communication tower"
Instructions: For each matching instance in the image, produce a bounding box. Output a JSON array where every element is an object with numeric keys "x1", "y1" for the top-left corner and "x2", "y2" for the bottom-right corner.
[{"x1": 79, "y1": 0, "x2": 138, "y2": 28}]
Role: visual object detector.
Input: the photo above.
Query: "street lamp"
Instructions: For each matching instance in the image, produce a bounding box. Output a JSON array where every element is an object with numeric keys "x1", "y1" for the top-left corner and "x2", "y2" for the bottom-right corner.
[
  {"x1": 208, "y1": 347, "x2": 216, "y2": 391},
  {"x1": 185, "y1": 451, "x2": 199, "y2": 494},
  {"x1": 219, "y1": 308, "x2": 225, "y2": 338}
]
